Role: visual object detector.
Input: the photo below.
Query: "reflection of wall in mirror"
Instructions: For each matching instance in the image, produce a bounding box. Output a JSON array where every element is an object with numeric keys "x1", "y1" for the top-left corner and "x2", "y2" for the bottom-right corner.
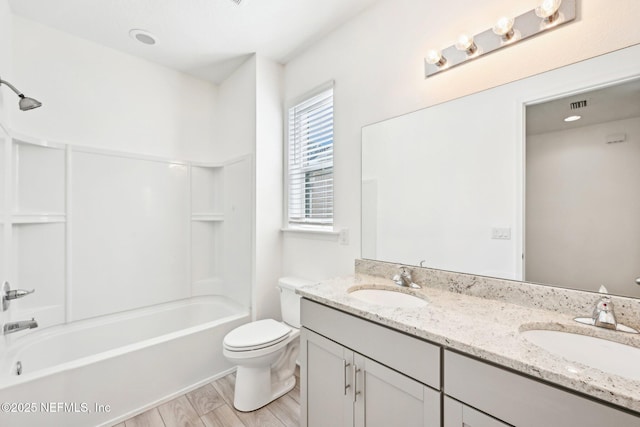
[
  {"x1": 361, "y1": 179, "x2": 378, "y2": 259},
  {"x1": 526, "y1": 116, "x2": 640, "y2": 297},
  {"x1": 361, "y1": 92, "x2": 518, "y2": 280}
]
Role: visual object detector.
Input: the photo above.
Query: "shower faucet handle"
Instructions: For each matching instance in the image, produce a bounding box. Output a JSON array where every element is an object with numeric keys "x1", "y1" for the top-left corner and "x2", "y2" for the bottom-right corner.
[
  {"x1": 1, "y1": 282, "x2": 35, "y2": 311},
  {"x1": 6, "y1": 288, "x2": 35, "y2": 300}
]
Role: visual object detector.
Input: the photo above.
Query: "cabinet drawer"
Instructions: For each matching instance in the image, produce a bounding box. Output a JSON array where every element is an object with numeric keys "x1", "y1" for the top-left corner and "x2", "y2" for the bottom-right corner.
[
  {"x1": 301, "y1": 299, "x2": 441, "y2": 389},
  {"x1": 444, "y1": 350, "x2": 640, "y2": 427}
]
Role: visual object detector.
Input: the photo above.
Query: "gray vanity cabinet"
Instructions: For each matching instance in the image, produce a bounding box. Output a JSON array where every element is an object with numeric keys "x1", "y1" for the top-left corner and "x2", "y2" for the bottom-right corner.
[
  {"x1": 444, "y1": 397, "x2": 511, "y2": 427},
  {"x1": 444, "y1": 350, "x2": 640, "y2": 427},
  {"x1": 300, "y1": 299, "x2": 441, "y2": 427}
]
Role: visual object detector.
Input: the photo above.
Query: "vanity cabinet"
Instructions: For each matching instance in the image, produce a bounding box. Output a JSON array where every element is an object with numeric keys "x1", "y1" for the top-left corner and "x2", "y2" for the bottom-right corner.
[
  {"x1": 300, "y1": 298, "x2": 640, "y2": 427},
  {"x1": 300, "y1": 299, "x2": 441, "y2": 427},
  {"x1": 444, "y1": 350, "x2": 640, "y2": 427},
  {"x1": 444, "y1": 397, "x2": 511, "y2": 427}
]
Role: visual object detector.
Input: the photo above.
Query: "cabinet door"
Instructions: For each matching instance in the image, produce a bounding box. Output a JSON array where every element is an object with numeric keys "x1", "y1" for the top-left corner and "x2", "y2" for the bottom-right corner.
[
  {"x1": 444, "y1": 397, "x2": 511, "y2": 427},
  {"x1": 301, "y1": 328, "x2": 354, "y2": 427},
  {"x1": 354, "y1": 354, "x2": 440, "y2": 427}
]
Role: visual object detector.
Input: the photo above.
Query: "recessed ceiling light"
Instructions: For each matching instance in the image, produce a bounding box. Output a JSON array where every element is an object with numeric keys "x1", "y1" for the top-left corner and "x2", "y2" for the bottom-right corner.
[
  {"x1": 129, "y1": 29, "x2": 157, "y2": 45},
  {"x1": 564, "y1": 115, "x2": 581, "y2": 122}
]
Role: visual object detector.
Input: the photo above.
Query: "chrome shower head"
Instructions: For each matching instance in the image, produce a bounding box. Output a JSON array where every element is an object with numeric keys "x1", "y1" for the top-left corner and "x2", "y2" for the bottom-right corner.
[
  {"x1": 0, "y1": 75, "x2": 42, "y2": 111},
  {"x1": 18, "y1": 94, "x2": 42, "y2": 111}
]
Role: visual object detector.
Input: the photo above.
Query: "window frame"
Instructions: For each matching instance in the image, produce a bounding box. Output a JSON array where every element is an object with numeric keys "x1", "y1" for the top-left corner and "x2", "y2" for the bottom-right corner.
[{"x1": 284, "y1": 81, "x2": 335, "y2": 231}]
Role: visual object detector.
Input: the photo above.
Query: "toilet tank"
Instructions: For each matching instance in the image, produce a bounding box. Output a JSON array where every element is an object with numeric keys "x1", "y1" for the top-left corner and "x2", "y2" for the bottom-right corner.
[{"x1": 278, "y1": 277, "x2": 315, "y2": 328}]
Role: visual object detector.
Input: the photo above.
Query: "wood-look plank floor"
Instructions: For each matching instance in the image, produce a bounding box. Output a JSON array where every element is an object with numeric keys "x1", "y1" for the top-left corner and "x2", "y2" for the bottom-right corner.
[{"x1": 118, "y1": 369, "x2": 300, "y2": 427}]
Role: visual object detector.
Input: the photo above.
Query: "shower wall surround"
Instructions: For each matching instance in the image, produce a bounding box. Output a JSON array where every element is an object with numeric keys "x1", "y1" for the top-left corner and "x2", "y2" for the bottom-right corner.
[{"x1": 0, "y1": 128, "x2": 252, "y2": 334}]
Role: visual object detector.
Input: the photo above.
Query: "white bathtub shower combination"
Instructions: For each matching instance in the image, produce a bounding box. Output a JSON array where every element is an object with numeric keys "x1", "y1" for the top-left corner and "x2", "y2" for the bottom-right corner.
[
  {"x1": 0, "y1": 133, "x2": 255, "y2": 426},
  {"x1": 0, "y1": 296, "x2": 249, "y2": 427}
]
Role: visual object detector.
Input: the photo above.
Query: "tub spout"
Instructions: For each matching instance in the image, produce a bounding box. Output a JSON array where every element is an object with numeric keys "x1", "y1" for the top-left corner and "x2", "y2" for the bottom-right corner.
[{"x1": 3, "y1": 318, "x2": 38, "y2": 335}]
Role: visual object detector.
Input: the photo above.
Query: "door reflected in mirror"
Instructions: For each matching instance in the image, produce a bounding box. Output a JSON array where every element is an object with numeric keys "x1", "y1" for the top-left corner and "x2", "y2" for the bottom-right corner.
[{"x1": 525, "y1": 78, "x2": 640, "y2": 296}]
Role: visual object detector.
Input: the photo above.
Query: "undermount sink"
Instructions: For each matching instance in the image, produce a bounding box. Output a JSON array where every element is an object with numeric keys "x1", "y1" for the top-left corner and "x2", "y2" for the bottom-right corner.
[
  {"x1": 521, "y1": 329, "x2": 640, "y2": 381},
  {"x1": 348, "y1": 288, "x2": 427, "y2": 308}
]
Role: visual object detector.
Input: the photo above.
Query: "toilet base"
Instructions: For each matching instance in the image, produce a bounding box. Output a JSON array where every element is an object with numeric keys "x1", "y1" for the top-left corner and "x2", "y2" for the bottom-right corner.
[
  {"x1": 232, "y1": 338, "x2": 299, "y2": 412},
  {"x1": 233, "y1": 367, "x2": 296, "y2": 412}
]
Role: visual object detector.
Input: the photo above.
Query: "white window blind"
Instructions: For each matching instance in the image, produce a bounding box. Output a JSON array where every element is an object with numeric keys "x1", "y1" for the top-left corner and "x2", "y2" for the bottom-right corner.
[{"x1": 287, "y1": 86, "x2": 334, "y2": 228}]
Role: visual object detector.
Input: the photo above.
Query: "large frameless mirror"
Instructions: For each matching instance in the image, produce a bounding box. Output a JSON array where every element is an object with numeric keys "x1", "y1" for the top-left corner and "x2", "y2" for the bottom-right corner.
[{"x1": 361, "y1": 44, "x2": 640, "y2": 298}]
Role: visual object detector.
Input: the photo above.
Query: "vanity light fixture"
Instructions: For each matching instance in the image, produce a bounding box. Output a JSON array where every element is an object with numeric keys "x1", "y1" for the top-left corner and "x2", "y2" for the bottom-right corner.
[
  {"x1": 564, "y1": 115, "x2": 581, "y2": 122},
  {"x1": 425, "y1": 50, "x2": 447, "y2": 68},
  {"x1": 493, "y1": 17, "x2": 515, "y2": 42},
  {"x1": 425, "y1": 0, "x2": 575, "y2": 78},
  {"x1": 535, "y1": 0, "x2": 563, "y2": 24},
  {"x1": 455, "y1": 34, "x2": 478, "y2": 56}
]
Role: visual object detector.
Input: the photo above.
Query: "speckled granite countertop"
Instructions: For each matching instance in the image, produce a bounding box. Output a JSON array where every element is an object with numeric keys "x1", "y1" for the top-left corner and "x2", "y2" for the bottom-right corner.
[{"x1": 297, "y1": 273, "x2": 640, "y2": 414}]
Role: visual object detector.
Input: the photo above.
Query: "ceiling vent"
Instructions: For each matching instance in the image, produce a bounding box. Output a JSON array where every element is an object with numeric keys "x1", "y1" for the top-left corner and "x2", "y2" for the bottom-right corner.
[
  {"x1": 570, "y1": 100, "x2": 588, "y2": 110},
  {"x1": 606, "y1": 133, "x2": 627, "y2": 144}
]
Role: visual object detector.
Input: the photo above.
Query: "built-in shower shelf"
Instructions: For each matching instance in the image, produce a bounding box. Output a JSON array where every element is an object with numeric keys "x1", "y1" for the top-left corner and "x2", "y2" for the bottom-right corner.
[
  {"x1": 11, "y1": 213, "x2": 66, "y2": 224},
  {"x1": 191, "y1": 213, "x2": 224, "y2": 222}
]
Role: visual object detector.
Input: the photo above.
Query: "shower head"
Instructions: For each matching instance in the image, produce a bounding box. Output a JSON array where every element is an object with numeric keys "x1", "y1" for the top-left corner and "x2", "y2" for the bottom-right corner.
[
  {"x1": 18, "y1": 94, "x2": 42, "y2": 111},
  {"x1": 0, "y1": 76, "x2": 42, "y2": 111}
]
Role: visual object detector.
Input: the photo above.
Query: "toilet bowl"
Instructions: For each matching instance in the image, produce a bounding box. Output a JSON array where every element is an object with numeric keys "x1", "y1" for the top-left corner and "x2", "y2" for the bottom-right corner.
[{"x1": 222, "y1": 277, "x2": 313, "y2": 412}]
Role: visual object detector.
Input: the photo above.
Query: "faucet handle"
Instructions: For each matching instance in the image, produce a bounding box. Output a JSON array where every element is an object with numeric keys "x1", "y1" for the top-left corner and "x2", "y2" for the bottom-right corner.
[
  {"x1": 6, "y1": 288, "x2": 35, "y2": 300},
  {"x1": 1, "y1": 282, "x2": 35, "y2": 311}
]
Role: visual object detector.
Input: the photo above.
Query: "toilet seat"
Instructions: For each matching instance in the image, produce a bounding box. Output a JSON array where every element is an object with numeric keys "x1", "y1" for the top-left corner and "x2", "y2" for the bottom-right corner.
[{"x1": 223, "y1": 319, "x2": 291, "y2": 352}]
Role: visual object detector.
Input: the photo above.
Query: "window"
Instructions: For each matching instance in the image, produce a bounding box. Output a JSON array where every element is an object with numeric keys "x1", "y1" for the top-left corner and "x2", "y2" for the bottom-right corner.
[{"x1": 286, "y1": 84, "x2": 334, "y2": 229}]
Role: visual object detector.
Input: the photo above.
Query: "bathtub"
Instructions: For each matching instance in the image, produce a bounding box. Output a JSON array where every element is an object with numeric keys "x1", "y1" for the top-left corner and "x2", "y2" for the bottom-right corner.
[{"x1": 0, "y1": 296, "x2": 249, "y2": 427}]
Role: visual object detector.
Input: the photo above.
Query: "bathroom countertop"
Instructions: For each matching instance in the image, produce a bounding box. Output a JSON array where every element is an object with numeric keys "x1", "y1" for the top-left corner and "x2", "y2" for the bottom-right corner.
[{"x1": 296, "y1": 274, "x2": 640, "y2": 413}]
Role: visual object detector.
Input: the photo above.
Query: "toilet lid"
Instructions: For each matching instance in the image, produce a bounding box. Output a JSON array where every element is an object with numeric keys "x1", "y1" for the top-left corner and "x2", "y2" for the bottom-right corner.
[{"x1": 224, "y1": 319, "x2": 291, "y2": 351}]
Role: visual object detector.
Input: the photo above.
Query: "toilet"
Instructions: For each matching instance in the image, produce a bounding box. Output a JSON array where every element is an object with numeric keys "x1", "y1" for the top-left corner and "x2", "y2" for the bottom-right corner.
[{"x1": 223, "y1": 276, "x2": 313, "y2": 412}]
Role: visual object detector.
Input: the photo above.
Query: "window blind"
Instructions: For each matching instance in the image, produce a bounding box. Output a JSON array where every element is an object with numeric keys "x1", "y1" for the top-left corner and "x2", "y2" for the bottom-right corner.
[{"x1": 287, "y1": 86, "x2": 334, "y2": 228}]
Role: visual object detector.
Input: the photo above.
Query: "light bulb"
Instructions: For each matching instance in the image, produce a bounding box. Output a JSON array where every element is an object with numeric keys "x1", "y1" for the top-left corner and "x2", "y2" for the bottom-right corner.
[
  {"x1": 426, "y1": 49, "x2": 447, "y2": 67},
  {"x1": 535, "y1": 0, "x2": 562, "y2": 21},
  {"x1": 455, "y1": 34, "x2": 477, "y2": 55},
  {"x1": 493, "y1": 16, "x2": 515, "y2": 40},
  {"x1": 564, "y1": 115, "x2": 581, "y2": 122}
]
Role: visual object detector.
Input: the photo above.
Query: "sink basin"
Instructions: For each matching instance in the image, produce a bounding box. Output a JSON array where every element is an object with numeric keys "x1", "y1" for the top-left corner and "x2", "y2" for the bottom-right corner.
[
  {"x1": 348, "y1": 288, "x2": 427, "y2": 308},
  {"x1": 521, "y1": 329, "x2": 640, "y2": 380}
]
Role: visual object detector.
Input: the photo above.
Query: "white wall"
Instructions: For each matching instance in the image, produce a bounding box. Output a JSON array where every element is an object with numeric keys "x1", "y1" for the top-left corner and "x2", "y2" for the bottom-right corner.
[
  {"x1": 214, "y1": 56, "x2": 257, "y2": 162},
  {"x1": 215, "y1": 54, "x2": 287, "y2": 321},
  {"x1": 0, "y1": 0, "x2": 12, "y2": 125},
  {"x1": 526, "y1": 117, "x2": 640, "y2": 297},
  {"x1": 254, "y1": 56, "x2": 284, "y2": 321},
  {"x1": 282, "y1": 0, "x2": 640, "y2": 281},
  {"x1": 10, "y1": 16, "x2": 218, "y2": 161}
]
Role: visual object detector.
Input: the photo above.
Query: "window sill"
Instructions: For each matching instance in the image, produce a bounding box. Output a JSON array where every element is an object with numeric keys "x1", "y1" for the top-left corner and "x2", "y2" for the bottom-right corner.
[{"x1": 281, "y1": 227, "x2": 340, "y2": 238}]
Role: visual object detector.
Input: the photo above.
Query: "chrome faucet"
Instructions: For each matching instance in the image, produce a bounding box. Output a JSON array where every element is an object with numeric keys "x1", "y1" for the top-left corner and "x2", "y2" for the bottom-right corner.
[
  {"x1": 392, "y1": 267, "x2": 421, "y2": 289},
  {"x1": 3, "y1": 318, "x2": 38, "y2": 335},
  {"x1": 574, "y1": 285, "x2": 639, "y2": 333},
  {"x1": 592, "y1": 294, "x2": 617, "y2": 330}
]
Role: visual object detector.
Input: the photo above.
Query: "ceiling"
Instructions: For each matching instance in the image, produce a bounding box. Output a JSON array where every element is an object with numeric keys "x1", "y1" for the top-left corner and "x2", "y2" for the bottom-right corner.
[
  {"x1": 9, "y1": 0, "x2": 380, "y2": 84},
  {"x1": 526, "y1": 78, "x2": 640, "y2": 135}
]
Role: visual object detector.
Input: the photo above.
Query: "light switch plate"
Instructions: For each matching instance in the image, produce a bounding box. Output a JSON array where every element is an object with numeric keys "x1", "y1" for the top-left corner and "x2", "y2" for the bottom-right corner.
[{"x1": 491, "y1": 227, "x2": 511, "y2": 240}]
